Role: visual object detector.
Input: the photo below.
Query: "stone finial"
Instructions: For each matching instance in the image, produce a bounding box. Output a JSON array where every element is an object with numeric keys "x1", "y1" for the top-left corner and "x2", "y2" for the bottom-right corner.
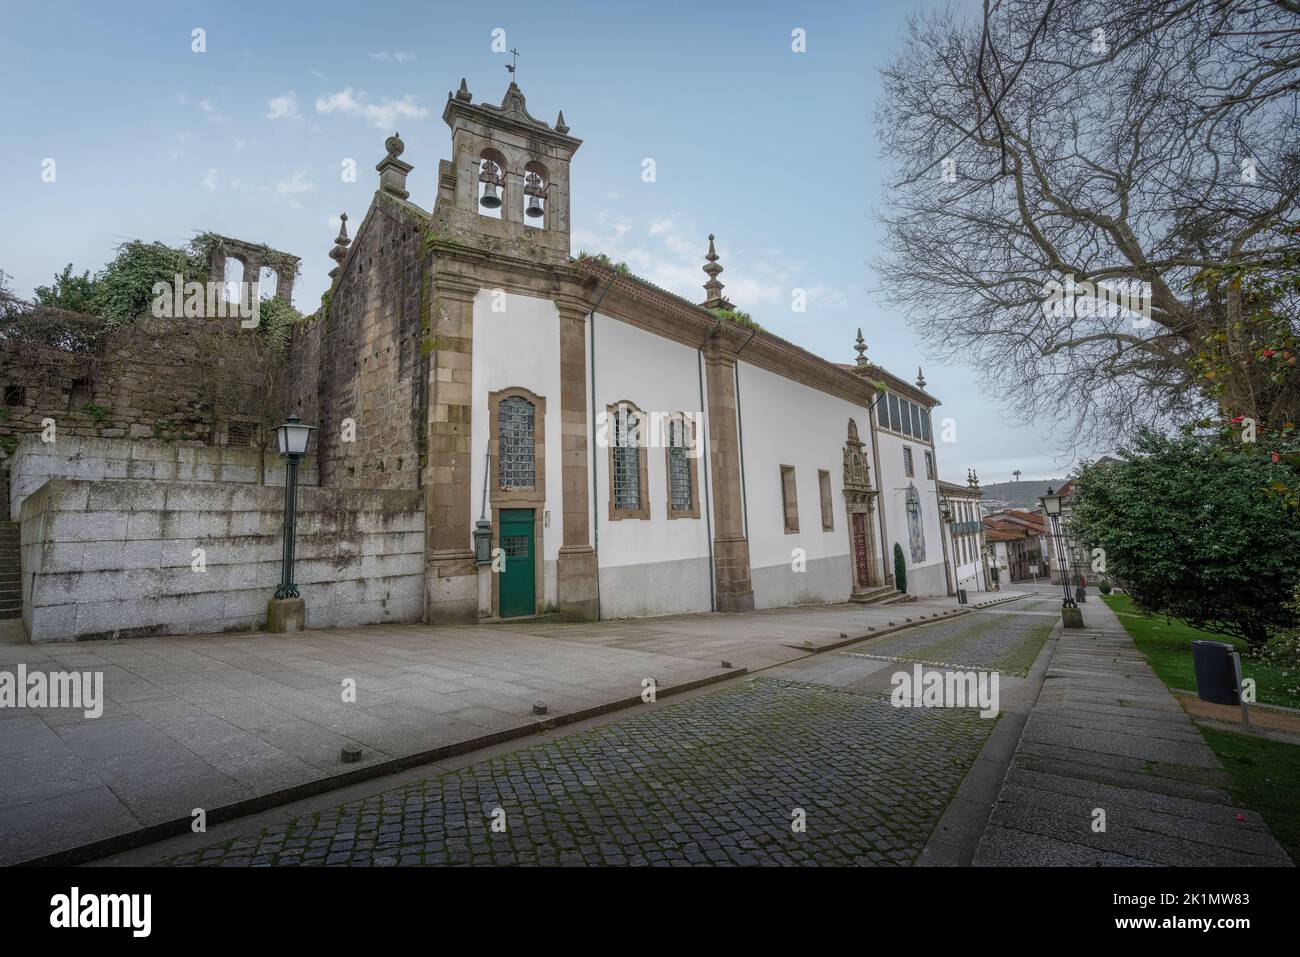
[
  {"x1": 376, "y1": 131, "x2": 414, "y2": 200},
  {"x1": 555, "y1": 110, "x2": 569, "y2": 135},
  {"x1": 916, "y1": 366, "x2": 926, "y2": 389},
  {"x1": 455, "y1": 78, "x2": 472, "y2": 101},
  {"x1": 701, "y1": 234, "x2": 732, "y2": 309},
  {"x1": 967, "y1": 468, "x2": 980, "y2": 491},
  {"x1": 854, "y1": 328, "x2": 869, "y2": 368},
  {"x1": 328, "y1": 213, "x2": 350, "y2": 280}
]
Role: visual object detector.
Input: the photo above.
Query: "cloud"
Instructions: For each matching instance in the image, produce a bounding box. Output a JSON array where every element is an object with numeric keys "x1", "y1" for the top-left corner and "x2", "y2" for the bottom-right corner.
[
  {"x1": 315, "y1": 87, "x2": 429, "y2": 129},
  {"x1": 199, "y1": 98, "x2": 230, "y2": 123},
  {"x1": 274, "y1": 169, "x2": 317, "y2": 207},
  {"x1": 203, "y1": 169, "x2": 218, "y2": 192},
  {"x1": 572, "y1": 213, "x2": 849, "y2": 319},
  {"x1": 369, "y1": 51, "x2": 415, "y2": 63},
  {"x1": 266, "y1": 91, "x2": 302, "y2": 123}
]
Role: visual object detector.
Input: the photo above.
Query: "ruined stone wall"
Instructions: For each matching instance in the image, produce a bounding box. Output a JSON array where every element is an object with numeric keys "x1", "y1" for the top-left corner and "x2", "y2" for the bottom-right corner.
[
  {"x1": 0, "y1": 317, "x2": 215, "y2": 452},
  {"x1": 21, "y1": 478, "x2": 424, "y2": 642},
  {"x1": 307, "y1": 195, "x2": 429, "y2": 491}
]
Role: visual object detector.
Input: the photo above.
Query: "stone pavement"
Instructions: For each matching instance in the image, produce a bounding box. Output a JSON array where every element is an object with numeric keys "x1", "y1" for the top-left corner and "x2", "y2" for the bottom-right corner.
[
  {"x1": 973, "y1": 598, "x2": 1293, "y2": 866},
  {"x1": 0, "y1": 590, "x2": 1003, "y2": 865},
  {"x1": 131, "y1": 598, "x2": 1056, "y2": 867}
]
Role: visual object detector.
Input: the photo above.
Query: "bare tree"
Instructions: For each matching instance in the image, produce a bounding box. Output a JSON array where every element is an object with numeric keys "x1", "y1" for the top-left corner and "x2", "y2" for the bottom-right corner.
[{"x1": 876, "y1": 0, "x2": 1300, "y2": 449}]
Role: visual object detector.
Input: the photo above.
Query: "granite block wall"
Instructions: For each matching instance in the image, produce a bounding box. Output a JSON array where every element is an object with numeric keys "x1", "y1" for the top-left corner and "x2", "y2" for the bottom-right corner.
[{"x1": 21, "y1": 478, "x2": 423, "y2": 642}]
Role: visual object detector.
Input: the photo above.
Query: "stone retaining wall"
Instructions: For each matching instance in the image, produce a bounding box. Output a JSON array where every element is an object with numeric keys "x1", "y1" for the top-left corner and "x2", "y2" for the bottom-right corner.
[
  {"x1": 8, "y1": 434, "x2": 319, "y2": 520},
  {"x1": 20, "y1": 478, "x2": 422, "y2": 642}
]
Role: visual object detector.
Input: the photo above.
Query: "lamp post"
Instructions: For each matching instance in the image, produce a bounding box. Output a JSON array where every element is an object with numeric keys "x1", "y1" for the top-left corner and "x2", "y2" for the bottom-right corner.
[
  {"x1": 269, "y1": 414, "x2": 315, "y2": 632},
  {"x1": 1040, "y1": 486, "x2": 1083, "y2": 628}
]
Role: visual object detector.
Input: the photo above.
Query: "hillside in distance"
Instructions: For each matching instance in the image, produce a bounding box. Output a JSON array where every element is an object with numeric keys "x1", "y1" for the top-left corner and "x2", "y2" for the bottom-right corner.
[{"x1": 978, "y1": 478, "x2": 1066, "y2": 511}]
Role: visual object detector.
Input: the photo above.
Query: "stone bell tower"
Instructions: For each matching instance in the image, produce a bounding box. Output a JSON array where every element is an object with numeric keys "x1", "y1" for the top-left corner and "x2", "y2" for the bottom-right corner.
[{"x1": 431, "y1": 78, "x2": 581, "y2": 263}]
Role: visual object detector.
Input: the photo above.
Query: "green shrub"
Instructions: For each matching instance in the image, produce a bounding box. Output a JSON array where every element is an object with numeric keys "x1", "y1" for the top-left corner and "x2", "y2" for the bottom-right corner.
[
  {"x1": 893, "y1": 542, "x2": 907, "y2": 593},
  {"x1": 1099, "y1": 579, "x2": 1112, "y2": 595}
]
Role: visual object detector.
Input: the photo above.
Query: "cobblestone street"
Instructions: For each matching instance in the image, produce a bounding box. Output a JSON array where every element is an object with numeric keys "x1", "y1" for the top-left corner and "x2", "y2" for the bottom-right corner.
[{"x1": 165, "y1": 599, "x2": 1051, "y2": 867}]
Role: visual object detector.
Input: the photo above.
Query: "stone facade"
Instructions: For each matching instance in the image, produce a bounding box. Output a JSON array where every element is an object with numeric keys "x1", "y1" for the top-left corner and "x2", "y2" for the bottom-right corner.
[{"x1": 298, "y1": 193, "x2": 429, "y2": 491}]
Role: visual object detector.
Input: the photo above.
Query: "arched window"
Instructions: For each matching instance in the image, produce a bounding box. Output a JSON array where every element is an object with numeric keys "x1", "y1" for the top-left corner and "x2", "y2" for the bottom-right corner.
[
  {"x1": 523, "y1": 160, "x2": 548, "y2": 228},
  {"x1": 223, "y1": 257, "x2": 246, "y2": 303},
  {"x1": 258, "y1": 266, "x2": 278, "y2": 300},
  {"x1": 497, "y1": 394, "x2": 535, "y2": 489},
  {"x1": 477, "y1": 148, "x2": 507, "y2": 220}
]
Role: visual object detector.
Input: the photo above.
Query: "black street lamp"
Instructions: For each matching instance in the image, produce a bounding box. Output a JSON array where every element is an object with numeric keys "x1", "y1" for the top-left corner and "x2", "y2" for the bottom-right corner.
[
  {"x1": 273, "y1": 414, "x2": 316, "y2": 600},
  {"x1": 1040, "y1": 486, "x2": 1083, "y2": 627}
]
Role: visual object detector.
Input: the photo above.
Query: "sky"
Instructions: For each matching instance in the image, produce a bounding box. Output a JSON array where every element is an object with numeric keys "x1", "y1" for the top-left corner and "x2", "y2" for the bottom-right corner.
[{"x1": 0, "y1": 0, "x2": 1089, "y2": 484}]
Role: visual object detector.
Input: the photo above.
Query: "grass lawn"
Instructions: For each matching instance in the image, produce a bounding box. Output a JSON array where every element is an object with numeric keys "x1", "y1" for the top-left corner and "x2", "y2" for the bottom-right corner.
[
  {"x1": 1104, "y1": 594, "x2": 1300, "y2": 865},
  {"x1": 1198, "y1": 726, "x2": 1300, "y2": 866},
  {"x1": 1101, "y1": 594, "x2": 1300, "y2": 710}
]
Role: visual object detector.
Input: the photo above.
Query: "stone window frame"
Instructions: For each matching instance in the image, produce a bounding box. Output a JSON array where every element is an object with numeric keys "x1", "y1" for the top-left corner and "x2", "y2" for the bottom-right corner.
[
  {"x1": 780, "y1": 464, "x2": 800, "y2": 534},
  {"x1": 607, "y1": 399, "x2": 650, "y2": 521},
  {"x1": 818, "y1": 469, "x2": 834, "y2": 531},
  {"x1": 487, "y1": 387, "x2": 547, "y2": 620},
  {"x1": 923, "y1": 449, "x2": 934, "y2": 480},
  {"x1": 489, "y1": 387, "x2": 547, "y2": 508},
  {"x1": 662, "y1": 412, "x2": 701, "y2": 520},
  {"x1": 903, "y1": 445, "x2": 914, "y2": 478}
]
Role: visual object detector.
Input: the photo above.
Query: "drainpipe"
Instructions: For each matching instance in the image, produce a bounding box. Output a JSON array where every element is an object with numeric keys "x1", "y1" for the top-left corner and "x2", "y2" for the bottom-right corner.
[
  {"x1": 586, "y1": 278, "x2": 614, "y2": 620},
  {"x1": 697, "y1": 318, "x2": 723, "y2": 612},
  {"x1": 732, "y1": 326, "x2": 759, "y2": 541}
]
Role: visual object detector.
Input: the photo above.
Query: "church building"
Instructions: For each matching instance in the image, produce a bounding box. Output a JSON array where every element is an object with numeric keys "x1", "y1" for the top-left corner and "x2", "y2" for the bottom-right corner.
[{"x1": 289, "y1": 78, "x2": 951, "y2": 624}]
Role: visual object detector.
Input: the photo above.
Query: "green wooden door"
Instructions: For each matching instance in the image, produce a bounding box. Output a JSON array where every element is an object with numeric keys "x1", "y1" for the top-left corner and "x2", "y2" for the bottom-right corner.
[{"x1": 498, "y1": 509, "x2": 536, "y2": 618}]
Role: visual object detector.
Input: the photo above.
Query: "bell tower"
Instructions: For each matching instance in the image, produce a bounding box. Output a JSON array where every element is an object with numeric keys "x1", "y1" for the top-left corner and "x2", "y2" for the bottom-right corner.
[{"x1": 432, "y1": 78, "x2": 581, "y2": 263}]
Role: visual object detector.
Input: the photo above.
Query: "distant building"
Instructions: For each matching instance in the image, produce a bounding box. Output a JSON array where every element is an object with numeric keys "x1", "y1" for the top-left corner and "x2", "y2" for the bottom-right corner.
[
  {"x1": 983, "y1": 509, "x2": 1048, "y2": 584},
  {"x1": 938, "y1": 475, "x2": 990, "y2": 596}
]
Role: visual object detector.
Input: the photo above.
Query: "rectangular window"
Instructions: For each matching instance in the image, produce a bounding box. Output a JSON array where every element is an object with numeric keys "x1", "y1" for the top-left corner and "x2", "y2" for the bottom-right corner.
[
  {"x1": 920, "y1": 407, "x2": 932, "y2": 442},
  {"x1": 888, "y1": 392, "x2": 902, "y2": 432},
  {"x1": 613, "y1": 409, "x2": 641, "y2": 511},
  {"x1": 818, "y1": 469, "x2": 833, "y2": 531},
  {"x1": 911, "y1": 402, "x2": 923, "y2": 438},
  {"x1": 666, "y1": 416, "x2": 697, "y2": 517},
  {"x1": 924, "y1": 450, "x2": 934, "y2": 479},
  {"x1": 876, "y1": 394, "x2": 889, "y2": 428},
  {"x1": 900, "y1": 398, "x2": 914, "y2": 437},
  {"x1": 498, "y1": 395, "x2": 537, "y2": 489},
  {"x1": 781, "y1": 465, "x2": 799, "y2": 533},
  {"x1": 903, "y1": 446, "x2": 914, "y2": 477}
]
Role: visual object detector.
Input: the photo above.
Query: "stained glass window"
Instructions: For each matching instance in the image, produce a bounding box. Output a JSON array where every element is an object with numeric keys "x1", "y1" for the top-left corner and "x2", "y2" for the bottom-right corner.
[{"x1": 498, "y1": 395, "x2": 535, "y2": 489}]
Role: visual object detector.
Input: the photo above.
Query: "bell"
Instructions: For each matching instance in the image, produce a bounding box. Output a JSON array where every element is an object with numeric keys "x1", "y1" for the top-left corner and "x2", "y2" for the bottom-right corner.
[
  {"x1": 480, "y1": 182, "x2": 502, "y2": 209},
  {"x1": 525, "y1": 196, "x2": 544, "y2": 219}
]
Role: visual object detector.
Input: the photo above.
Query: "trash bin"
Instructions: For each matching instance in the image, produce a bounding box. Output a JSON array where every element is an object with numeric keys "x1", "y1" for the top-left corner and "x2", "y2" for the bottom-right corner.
[
  {"x1": 957, "y1": 588, "x2": 967, "y2": 605},
  {"x1": 1192, "y1": 640, "x2": 1239, "y2": 705}
]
